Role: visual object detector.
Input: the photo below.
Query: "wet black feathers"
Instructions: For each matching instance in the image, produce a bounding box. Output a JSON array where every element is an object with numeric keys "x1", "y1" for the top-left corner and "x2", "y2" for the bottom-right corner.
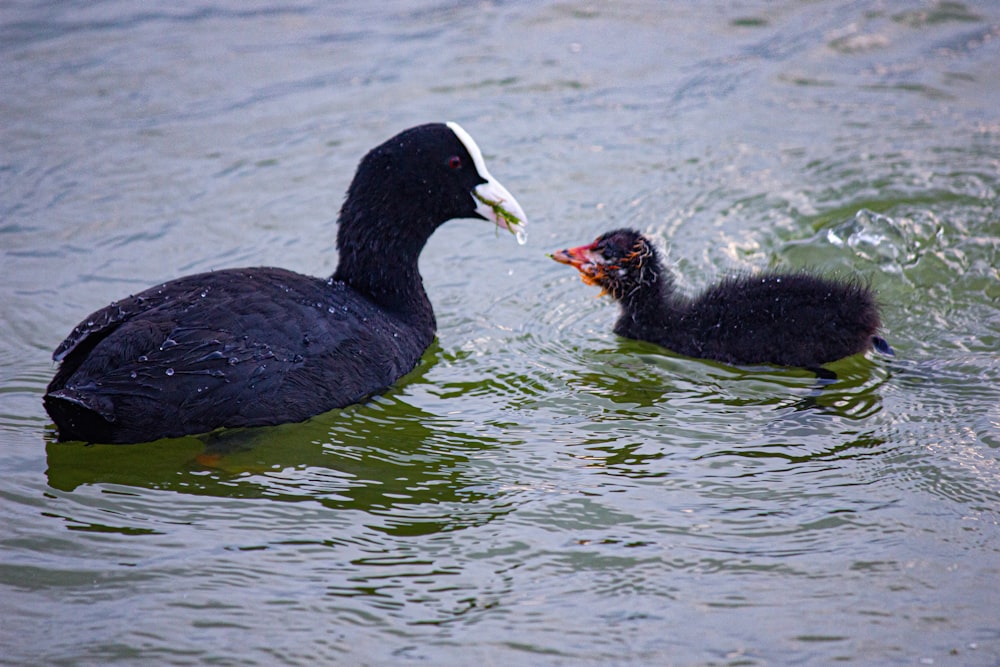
[
  {"x1": 582, "y1": 228, "x2": 889, "y2": 369},
  {"x1": 45, "y1": 124, "x2": 492, "y2": 443}
]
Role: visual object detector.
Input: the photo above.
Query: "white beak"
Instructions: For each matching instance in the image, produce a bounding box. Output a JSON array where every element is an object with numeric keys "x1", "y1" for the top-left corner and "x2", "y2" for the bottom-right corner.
[{"x1": 447, "y1": 121, "x2": 528, "y2": 244}]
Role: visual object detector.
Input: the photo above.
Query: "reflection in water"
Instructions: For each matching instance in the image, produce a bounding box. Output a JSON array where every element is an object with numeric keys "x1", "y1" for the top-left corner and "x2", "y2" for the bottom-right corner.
[
  {"x1": 559, "y1": 337, "x2": 892, "y2": 413},
  {"x1": 539, "y1": 338, "x2": 896, "y2": 487},
  {"x1": 698, "y1": 430, "x2": 891, "y2": 467},
  {"x1": 45, "y1": 349, "x2": 521, "y2": 537}
]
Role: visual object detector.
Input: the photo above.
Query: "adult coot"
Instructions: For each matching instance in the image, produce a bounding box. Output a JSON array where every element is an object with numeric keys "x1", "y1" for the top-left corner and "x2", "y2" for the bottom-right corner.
[
  {"x1": 551, "y1": 228, "x2": 892, "y2": 371},
  {"x1": 45, "y1": 122, "x2": 527, "y2": 443}
]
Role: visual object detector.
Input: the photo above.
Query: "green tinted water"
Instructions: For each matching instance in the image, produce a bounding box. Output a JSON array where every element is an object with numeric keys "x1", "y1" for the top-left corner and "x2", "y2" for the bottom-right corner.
[{"x1": 2, "y1": 1, "x2": 998, "y2": 665}]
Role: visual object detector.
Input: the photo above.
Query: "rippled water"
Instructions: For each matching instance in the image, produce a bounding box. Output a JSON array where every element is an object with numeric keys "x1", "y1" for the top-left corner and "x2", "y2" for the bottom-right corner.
[{"x1": 2, "y1": 1, "x2": 999, "y2": 665}]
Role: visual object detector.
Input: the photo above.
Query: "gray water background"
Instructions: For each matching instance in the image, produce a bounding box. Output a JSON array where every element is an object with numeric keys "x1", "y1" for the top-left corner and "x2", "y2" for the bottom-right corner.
[{"x1": 1, "y1": 1, "x2": 998, "y2": 665}]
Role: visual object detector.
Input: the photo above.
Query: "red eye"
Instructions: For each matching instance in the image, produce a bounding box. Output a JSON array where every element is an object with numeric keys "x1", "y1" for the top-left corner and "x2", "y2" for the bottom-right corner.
[{"x1": 447, "y1": 156, "x2": 462, "y2": 169}]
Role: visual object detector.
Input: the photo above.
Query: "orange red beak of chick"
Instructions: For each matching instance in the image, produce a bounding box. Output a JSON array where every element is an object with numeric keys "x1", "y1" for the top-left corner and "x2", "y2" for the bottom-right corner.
[{"x1": 550, "y1": 242, "x2": 614, "y2": 288}]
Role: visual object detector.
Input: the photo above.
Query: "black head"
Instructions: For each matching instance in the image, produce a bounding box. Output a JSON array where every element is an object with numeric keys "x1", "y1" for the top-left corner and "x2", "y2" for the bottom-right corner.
[
  {"x1": 551, "y1": 228, "x2": 661, "y2": 300},
  {"x1": 338, "y1": 122, "x2": 526, "y2": 254}
]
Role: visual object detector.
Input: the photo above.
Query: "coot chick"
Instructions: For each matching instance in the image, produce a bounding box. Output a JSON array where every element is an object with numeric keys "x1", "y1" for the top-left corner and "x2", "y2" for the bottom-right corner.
[
  {"x1": 45, "y1": 123, "x2": 527, "y2": 443},
  {"x1": 551, "y1": 228, "x2": 892, "y2": 371}
]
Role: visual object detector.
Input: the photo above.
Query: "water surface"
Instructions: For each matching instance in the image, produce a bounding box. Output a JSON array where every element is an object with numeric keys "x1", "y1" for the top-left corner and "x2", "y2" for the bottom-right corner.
[{"x1": 2, "y1": 1, "x2": 998, "y2": 665}]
